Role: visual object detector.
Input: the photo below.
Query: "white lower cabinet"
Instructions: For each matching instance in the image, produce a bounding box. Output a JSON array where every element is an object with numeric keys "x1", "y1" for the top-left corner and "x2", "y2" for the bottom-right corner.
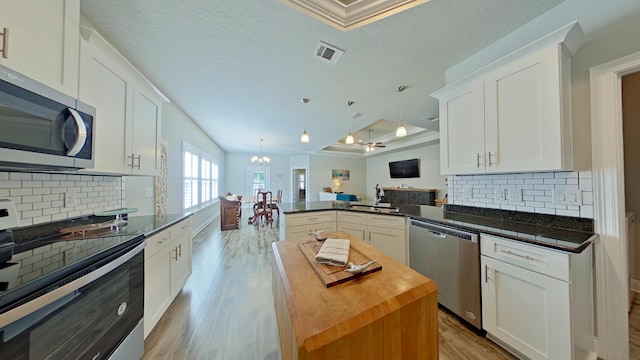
[
  {"x1": 144, "y1": 219, "x2": 192, "y2": 338},
  {"x1": 282, "y1": 211, "x2": 337, "y2": 241},
  {"x1": 337, "y1": 212, "x2": 407, "y2": 265},
  {"x1": 480, "y1": 234, "x2": 594, "y2": 360}
]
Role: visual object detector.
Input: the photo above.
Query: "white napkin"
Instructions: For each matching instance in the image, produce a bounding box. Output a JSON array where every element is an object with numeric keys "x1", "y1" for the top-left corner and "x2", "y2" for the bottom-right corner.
[{"x1": 315, "y1": 238, "x2": 350, "y2": 267}]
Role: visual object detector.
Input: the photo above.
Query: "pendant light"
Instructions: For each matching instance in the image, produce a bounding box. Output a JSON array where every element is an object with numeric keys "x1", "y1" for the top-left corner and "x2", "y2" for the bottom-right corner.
[
  {"x1": 300, "y1": 98, "x2": 310, "y2": 143},
  {"x1": 395, "y1": 85, "x2": 407, "y2": 137},
  {"x1": 345, "y1": 131, "x2": 354, "y2": 144}
]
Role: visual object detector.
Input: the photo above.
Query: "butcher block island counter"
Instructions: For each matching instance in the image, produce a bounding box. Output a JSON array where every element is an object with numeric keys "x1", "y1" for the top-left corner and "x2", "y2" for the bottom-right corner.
[{"x1": 272, "y1": 231, "x2": 439, "y2": 360}]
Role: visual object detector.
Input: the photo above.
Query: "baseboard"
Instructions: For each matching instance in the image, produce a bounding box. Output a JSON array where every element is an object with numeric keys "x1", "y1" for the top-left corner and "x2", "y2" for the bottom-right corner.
[
  {"x1": 192, "y1": 214, "x2": 217, "y2": 236},
  {"x1": 632, "y1": 279, "x2": 640, "y2": 293}
]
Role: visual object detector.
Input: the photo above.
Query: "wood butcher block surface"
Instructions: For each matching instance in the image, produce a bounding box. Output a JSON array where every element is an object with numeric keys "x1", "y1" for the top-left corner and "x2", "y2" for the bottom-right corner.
[{"x1": 272, "y1": 231, "x2": 439, "y2": 360}]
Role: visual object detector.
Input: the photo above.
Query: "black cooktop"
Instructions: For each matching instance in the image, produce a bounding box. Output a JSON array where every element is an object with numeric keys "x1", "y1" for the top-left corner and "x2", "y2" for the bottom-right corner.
[{"x1": 0, "y1": 215, "x2": 146, "y2": 312}]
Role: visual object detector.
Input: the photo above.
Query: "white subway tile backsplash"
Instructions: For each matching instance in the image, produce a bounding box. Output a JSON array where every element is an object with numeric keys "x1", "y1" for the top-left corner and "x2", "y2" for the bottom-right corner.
[
  {"x1": 0, "y1": 172, "x2": 124, "y2": 226},
  {"x1": 10, "y1": 173, "x2": 31, "y2": 180},
  {"x1": 450, "y1": 171, "x2": 594, "y2": 218}
]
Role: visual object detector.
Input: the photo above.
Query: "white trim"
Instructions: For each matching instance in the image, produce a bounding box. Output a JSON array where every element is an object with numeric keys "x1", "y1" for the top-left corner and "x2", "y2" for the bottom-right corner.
[{"x1": 590, "y1": 50, "x2": 640, "y2": 359}]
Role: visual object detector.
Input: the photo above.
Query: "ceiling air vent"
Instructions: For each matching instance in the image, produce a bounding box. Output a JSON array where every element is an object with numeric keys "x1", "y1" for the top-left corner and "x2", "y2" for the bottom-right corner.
[
  {"x1": 351, "y1": 112, "x2": 363, "y2": 120},
  {"x1": 315, "y1": 41, "x2": 344, "y2": 65}
]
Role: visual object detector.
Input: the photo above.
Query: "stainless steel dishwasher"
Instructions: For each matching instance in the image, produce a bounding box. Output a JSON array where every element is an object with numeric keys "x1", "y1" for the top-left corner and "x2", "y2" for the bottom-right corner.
[{"x1": 409, "y1": 219, "x2": 482, "y2": 330}]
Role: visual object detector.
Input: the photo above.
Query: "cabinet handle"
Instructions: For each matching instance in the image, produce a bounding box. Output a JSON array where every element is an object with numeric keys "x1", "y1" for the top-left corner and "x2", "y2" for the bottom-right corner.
[
  {"x1": 485, "y1": 265, "x2": 492, "y2": 283},
  {"x1": 135, "y1": 155, "x2": 141, "y2": 169},
  {"x1": 0, "y1": 27, "x2": 8, "y2": 59},
  {"x1": 488, "y1": 151, "x2": 495, "y2": 167},
  {"x1": 368, "y1": 230, "x2": 371, "y2": 243},
  {"x1": 172, "y1": 248, "x2": 178, "y2": 261},
  {"x1": 178, "y1": 243, "x2": 182, "y2": 258},
  {"x1": 361, "y1": 230, "x2": 365, "y2": 241},
  {"x1": 128, "y1": 153, "x2": 135, "y2": 168},
  {"x1": 476, "y1": 153, "x2": 480, "y2": 168},
  {"x1": 500, "y1": 249, "x2": 535, "y2": 261}
]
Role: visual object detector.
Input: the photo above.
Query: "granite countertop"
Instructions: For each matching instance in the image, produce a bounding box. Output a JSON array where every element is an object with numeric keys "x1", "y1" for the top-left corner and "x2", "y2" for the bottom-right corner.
[
  {"x1": 278, "y1": 201, "x2": 596, "y2": 253},
  {"x1": 114, "y1": 213, "x2": 192, "y2": 238}
]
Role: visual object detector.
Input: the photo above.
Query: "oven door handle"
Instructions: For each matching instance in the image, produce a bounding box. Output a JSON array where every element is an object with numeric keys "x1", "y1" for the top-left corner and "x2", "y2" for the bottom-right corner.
[{"x1": 0, "y1": 241, "x2": 145, "y2": 329}]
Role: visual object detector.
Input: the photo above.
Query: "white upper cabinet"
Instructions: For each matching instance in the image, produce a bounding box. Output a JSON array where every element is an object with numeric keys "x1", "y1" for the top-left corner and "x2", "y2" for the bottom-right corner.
[
  {"x1": 437, "y1": 78, "x2": 485, "y2": 174},
  {"x1": 432, "y1": 22, "x2": 585, "y2": 175},
  {"x1": 0, "y1": 0, "x2": 80, "y2": 97},
  {"x1": 78, "y1": 26, "x2": 164, "y2": 176}
]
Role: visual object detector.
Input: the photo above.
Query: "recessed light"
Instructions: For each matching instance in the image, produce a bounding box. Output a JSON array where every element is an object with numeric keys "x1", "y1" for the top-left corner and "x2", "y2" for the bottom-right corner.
[{"x1": 423, "y1": 115, "x2": 439, "y2": 122}]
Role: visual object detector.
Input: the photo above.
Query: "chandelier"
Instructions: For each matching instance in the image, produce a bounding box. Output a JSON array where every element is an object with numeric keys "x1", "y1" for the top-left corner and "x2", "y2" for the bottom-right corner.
[{"x1": 251, "y1": 139, "x2": 270, "y2": 165}]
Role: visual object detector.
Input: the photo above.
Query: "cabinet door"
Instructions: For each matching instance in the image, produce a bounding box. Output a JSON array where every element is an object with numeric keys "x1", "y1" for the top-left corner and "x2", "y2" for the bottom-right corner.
[
  {"x1": 337, "y1": 222, "x2": 367, "y2": 243},
  {"x1": 0, "y1": 0, "x2": 79, "y2": 97},
  {"x1": 144, "y1": 250, "x2": 172, "y2": 339},
  {"x1": 481, "y1": 255, "x2": 571, "y2": 360},
  {"x1": 369, "y1": 226, "x2": 406, "y2": 264},
  {"x1": 285, "y1": 221, "x2": 336, "y2": 241},
  {"x1": 484, "y1": 46, "x2": 566, "y2": 173},
  {"x1": 170, "y1": 233, "x2": 192, "y2": 297},
  {"x1": 78, "y1": 30, "x2": 134, "y2": 174},
  {"x1": 131, "y1": 80, "x2": 162, "y2": 176},
  {"x1": 436, "y1": 78, "x2": 486, "y2": 175}
]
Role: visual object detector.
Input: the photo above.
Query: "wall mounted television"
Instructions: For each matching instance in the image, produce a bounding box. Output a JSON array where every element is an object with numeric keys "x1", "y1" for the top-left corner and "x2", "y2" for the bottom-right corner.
[{"x1": 389, "y1": 158, "x2": 420, "y2": 178}]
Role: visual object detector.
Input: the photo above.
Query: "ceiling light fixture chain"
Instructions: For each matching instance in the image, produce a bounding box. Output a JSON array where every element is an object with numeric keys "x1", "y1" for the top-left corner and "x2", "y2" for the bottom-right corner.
[
  {"x1": 300, "y1": 98, "x2": 310, "y2": 143},
  {"x1": 396, "y1": 85, "x2": 407, "y2": 137},
  {"x1": 251, "y1": 138, "x2": 270, "y2": 165}
]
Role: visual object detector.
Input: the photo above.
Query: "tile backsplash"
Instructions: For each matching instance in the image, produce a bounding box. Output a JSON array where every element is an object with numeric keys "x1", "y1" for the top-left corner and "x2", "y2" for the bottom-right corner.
[
  {"x1": 0, "y1": 172, "x2": 124, "y2": 227},
  {"x1": 448, "y1": 171, "x2": 593, "y2": 219}
]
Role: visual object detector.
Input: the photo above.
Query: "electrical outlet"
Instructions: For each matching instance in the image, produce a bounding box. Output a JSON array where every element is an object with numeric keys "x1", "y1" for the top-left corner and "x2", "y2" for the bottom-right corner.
[
  {"x1": 494, "y1": 188, "x2": 506, "y2": 201},
  {"x1": 463, "y1": 187, "x2": 473, "y2": 199},
  {"x1": 144, "y1": 187, "x2": 153, "y2": 198},
  {"x1": 509, "y1": 188, "x2": 523, "y2": 203},
  {"x1": 64, "y1": 192, "x2": 76, "y2": 207}
]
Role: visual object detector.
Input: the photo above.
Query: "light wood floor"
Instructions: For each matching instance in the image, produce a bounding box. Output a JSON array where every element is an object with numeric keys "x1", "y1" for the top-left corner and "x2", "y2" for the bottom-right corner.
[
  {"x1": 143, "y1": 214, "x2": 516, "y2": 359},
  {"x1": 631, "y1": 297, "x2": 640, "y2": 359}
]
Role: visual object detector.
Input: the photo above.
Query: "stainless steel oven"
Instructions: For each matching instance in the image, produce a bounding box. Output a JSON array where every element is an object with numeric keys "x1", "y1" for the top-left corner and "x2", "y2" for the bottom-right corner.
[
  {"x1": 0, "y1": 236, "x2": 145, "y2": 360},
  {"x1": 0, "y1": 63, "x2": 94, "y2": 170}
]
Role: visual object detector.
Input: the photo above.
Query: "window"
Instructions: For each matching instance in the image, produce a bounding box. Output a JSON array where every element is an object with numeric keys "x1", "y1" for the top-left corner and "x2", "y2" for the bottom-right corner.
[
  {"x1": 183, "y1": 142, "x2": 219, "y2": 210},
  {"x1": 247, "y1": 166, "x2": 270, "y2": 198}
]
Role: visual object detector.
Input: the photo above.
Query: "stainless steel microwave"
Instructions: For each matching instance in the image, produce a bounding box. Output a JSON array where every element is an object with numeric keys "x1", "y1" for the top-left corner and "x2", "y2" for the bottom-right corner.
[{"x1": 0, "y1": 64, "x2": 95, "y2": 171}]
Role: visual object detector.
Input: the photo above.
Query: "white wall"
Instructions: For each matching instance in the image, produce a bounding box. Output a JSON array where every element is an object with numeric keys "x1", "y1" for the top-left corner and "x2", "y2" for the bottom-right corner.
[
  {"x1": 224, "y1": 152, "x2": 289, "y2": 201},
  {"x1": 308, "y1": 154, "x2": 366, "y2": 202},
  {"x1": 365, "y1": 143, "x2": 447, "y2": 201}
]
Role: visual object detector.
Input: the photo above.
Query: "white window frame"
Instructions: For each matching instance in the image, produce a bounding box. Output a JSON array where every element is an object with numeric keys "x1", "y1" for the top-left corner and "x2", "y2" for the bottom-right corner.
[{"x1": 183, "y1": 141, "x2": 219, "y2": 211}]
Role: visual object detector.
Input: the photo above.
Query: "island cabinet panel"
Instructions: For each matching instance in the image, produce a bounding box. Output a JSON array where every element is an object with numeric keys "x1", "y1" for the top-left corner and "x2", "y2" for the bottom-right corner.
[{"x1": 272, "y1": 231, "x2": 438, "y2": 360}]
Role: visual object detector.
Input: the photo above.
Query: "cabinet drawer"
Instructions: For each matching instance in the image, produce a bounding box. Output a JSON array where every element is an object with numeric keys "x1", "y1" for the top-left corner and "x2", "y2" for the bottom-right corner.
[
  {"x1": 337, "y1": 211, "x2": 367, "y2": 224},
  {"x1": 481, "y1": 234, "x2": 569, "y2": 281},
  {"x1": 367, "y1": 214, "x2": 406, "y2": 229},
  {"x1": 145, "y1": 228, "x2": 173, "y2": 259},
  {"x1": 286, "y1": 211, "x2": 336, "y2": 227},
  {"x1": 285, "y1": 222, "x2": 337, "y2": 241}
]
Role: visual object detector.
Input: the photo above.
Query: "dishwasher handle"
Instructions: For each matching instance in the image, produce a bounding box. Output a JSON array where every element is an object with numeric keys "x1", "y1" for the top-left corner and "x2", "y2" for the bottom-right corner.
[{"x1": 410, "y1": 219, "x2": 478, "y2": 243}]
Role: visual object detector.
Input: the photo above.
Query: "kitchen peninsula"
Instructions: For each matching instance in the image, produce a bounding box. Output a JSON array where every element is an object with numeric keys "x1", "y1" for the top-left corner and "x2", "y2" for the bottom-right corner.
[{"x1": 272, "y1": 231, "x2": 438, "y2": 360}]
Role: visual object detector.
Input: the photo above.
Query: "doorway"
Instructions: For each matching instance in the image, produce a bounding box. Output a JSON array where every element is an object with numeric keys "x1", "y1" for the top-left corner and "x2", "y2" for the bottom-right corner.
[
  {"x1": 590, "y1": 50, "x2": 640, "y2": 359},
  {"x1": 292, "y1": 168, "x2": 306, "y2": 202}
]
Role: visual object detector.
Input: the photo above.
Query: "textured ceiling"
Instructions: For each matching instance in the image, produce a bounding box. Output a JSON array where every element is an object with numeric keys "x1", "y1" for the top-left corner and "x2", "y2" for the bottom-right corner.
[{"x1": 79, "y1": 0, "x2": 567, "y2": 156}]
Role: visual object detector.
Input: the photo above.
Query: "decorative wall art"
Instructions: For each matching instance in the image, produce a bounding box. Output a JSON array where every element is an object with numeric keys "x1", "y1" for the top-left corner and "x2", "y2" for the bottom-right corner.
[
  {"x1": 332, "y1": 169, "x2": 350, "y2": 181},
  {"x1": 155, "y1": 140, "x2": 168, "y2": 217}
]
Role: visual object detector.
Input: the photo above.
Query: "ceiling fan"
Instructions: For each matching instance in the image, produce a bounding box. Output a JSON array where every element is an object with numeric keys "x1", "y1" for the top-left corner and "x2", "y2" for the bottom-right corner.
[{"x1": 362, "y1": 130, "x2": 386, "y2": 152}]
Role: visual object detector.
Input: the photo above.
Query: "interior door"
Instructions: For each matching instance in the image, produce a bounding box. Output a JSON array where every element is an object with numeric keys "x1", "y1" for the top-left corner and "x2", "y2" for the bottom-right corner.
[{"x1": 292, "y1": 168, "x2": 306, "y2": 202}]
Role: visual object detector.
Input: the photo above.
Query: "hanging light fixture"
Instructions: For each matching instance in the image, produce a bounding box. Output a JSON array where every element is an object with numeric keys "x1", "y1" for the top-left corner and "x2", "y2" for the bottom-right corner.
[
  {"x1": 345, "y1": 100, "x2": 355, "y2": 144},
  {"x1": 300, "y1": 98, "x2": 310, "y2": 143},
  {"x1": 251, "y1": 138, "x2": 270, "y2": 165},
  {"x1": 345, "y1": 131, "x2": 354, "y2": 144},
  {"x1": 395, "y1": 85, "x2": 407, "y2": 137}
]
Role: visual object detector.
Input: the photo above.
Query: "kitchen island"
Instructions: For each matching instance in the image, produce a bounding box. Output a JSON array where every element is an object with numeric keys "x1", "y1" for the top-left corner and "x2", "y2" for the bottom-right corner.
[{"x1": 272, "y1": 231, "x2": 438, "y2": 360}]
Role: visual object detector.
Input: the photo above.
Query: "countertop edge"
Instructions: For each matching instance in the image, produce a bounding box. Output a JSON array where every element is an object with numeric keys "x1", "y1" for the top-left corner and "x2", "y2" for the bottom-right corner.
[{"x1": 143, "y1": 213, "x2": 193, "y2": 238}]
